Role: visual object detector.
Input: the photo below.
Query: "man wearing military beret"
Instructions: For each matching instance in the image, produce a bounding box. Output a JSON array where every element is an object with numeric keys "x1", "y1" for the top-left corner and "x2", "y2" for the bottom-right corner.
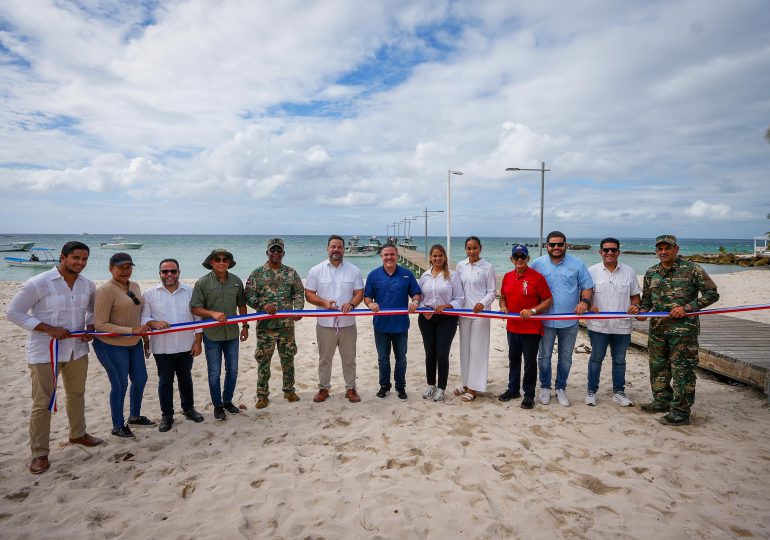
[
  {"x1": 638, "y1": 235, "x2": 719, "y2": 426},
  {"x1": 245, "y1": 238, "x2": 305, "y2": 409}
]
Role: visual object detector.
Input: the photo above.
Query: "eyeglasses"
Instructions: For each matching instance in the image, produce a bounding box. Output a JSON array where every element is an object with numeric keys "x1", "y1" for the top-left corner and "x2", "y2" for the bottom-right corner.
[
  {"x1": 269, "y1": 247, "x2": 284, "y2": 253},
  {"x1": 512, "y1": 254, "x2": 528, "y2": 260},
  {"x1": 160, "y1": 269, "x2": 178, "y2": 275},
  {"x1": 126, "y1": 290, "x2": 140, "y2": 305},
  {"x1": 212, "y1": 257, "x2": 230, "y2": 263},
  {"x1": 547, "y1": 242, "x2": 565, "y2": 248},
  {"x1": 601, "y1": 247, "x2": 619, "y2": 253}
]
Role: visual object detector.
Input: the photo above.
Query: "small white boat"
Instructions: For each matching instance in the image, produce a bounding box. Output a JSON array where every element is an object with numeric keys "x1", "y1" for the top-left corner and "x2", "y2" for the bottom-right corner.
[
  {"x1": 4, "y1": 248, "x2": 58, "y2": 268},
  {"x1": 399, "y1": 236, "x2": 417, "y2": 250},
  {"x1": 345, "y1": 236, "x2": 378, "y2": 257},
  {"x1": 100, "y1": 236, "x2": 143, "y2": 249},
  {"x1": 0, "y1": 241, "x2": 35, "y2": 252}
]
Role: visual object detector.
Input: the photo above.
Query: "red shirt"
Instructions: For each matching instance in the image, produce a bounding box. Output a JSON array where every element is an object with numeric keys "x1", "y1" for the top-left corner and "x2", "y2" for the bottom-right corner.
[{"x1": 500, "y1": 267, "x2": 552, "y2": 335}]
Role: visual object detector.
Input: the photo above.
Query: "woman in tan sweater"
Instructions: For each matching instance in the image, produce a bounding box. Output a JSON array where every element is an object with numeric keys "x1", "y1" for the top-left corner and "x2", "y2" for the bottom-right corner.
[{"x1": 92, "y1": 253, "x2": 153, "y2": 438}]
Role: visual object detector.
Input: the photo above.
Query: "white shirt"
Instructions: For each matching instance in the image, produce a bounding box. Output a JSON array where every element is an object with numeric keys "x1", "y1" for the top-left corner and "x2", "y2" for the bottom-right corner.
[
  {"x1": 140, "y1": 282, "x2": 201, "y2": 354},
  {"x1": 586, "y1": 262, "x2": 641, "y2": 334},
  {"x1": 455, "y1": 258, "x2": 496, "y2": 309},
  {"x1": 418, "y1": 268, "x2": 465, "y2": 310},
  {"x1": 6, "y1": 267, "x2": 95, "y2": 364},
  {"x1": 305, "y1": 259, "x2": 364, "y2": 328}
]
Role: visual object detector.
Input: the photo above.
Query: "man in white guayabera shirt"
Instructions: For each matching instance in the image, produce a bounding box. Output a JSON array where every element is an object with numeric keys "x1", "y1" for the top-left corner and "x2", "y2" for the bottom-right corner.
[
  {"x1": 585, "y1": 237, "x2": 642, "y2": 407},
  {"x1": 304, "y1": 235, "x2": 365, "y2": 403},
  {"x1": 6, "y1": 241, "x2": 104, "y2": 475}
]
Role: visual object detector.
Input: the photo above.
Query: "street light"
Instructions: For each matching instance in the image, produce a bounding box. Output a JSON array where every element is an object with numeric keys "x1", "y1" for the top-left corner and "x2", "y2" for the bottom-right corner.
[
  {"x1": 505, "y1": 162, "x2": 550, "y2": 256},
  {"x1": 447, "y1": 169, "x2": 463, "y2": 264},
  {"x1": 402, "y1": 216, "x2": 418, "y2": 247},
  {"x1": 419, "y1": 208, "x2": 444, "y2": 266}
]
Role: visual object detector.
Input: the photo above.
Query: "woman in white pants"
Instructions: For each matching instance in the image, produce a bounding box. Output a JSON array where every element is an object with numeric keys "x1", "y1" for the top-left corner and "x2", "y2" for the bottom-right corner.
[{"x1": 455, "y1": 236, "x2": 496, "y2": 401}]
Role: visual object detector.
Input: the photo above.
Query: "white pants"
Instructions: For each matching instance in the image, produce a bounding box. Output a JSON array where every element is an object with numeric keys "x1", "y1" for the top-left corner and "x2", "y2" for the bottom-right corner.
[{"x1": 458, "y1": 317, "x2": 490, "y2": 392}]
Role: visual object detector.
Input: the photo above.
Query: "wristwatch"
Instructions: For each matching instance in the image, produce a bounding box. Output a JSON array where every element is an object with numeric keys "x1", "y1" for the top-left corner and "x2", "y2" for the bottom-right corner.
[
  {"x1": 530, "y1": 308, "x2": 537, "y2": 315},
  {"x1": 683, "y1": 304, "x2": 693, "y2": 313},
  {"x1": 242, "y1": 323, "x2": 250, "y2": 329},
  {"x1": 580, "y1": 298, "x2": 591, "y2": 305}
]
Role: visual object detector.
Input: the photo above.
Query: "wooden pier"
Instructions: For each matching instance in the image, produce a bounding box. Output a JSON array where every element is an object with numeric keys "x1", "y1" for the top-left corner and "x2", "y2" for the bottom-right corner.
[{"x1": 397, "y1": 246, "x2": 430, "y2": 275}]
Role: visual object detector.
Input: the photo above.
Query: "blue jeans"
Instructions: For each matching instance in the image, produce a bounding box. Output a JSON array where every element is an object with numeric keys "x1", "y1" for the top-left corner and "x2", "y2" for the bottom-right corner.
[
  {"x1": 203, "y1": 336, "x2": 239, "y2": 407},
  {"x1": 587, "y1": 330, "x2": 631, "y2": 393},
  {"x1": 92, "y1": 339, "x2": 148, "y2": 429},
  {"x1": 374, "y1": 330, "x2": 408, "y2": 390},
  {"x1": 538, "y1": 324, "x2": 579, "y2": 390}
]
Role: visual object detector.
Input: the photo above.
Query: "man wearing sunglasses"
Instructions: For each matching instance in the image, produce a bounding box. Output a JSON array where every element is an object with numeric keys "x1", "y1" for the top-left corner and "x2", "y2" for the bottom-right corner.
[
  {"x1": 530, "y1": 231, "x2": 593, "y2": 406},
  {"x1": 191, "y1": 249, "x2": 248, "y2": 421},
  {"x1": 245, "y1": 238, "x2": 305, "y2": 409},
  {"x1": 638, "y1": 234, "x2": 719, "y2": 426},
  {"x1": 584, "y1": 238, "x2": 641, "y2": 408},
  {"x1": 141, "y1": 259, "x2": 205, "y2": 431}
]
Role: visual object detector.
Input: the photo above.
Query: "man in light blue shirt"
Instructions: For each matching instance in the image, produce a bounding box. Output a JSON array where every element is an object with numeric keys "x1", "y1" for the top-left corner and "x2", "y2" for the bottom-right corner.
[{"x1": 530, "y1": 231, "x2": 593, "y2": 406}]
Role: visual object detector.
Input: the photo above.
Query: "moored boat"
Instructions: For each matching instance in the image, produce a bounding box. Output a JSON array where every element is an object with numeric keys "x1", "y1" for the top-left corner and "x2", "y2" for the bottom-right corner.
[
  {"x1": 0, "y1": 241, "x2": 35, "y2": 252},
  {"x1": 100, "y1": 236, "x2": 143, "y2": 249},
  {"x1": 4, "y1": 248, "x2": 57, "y2": 268},
  {"x1": 345, "y1": 236, "x2": 378, "y2": 257}
]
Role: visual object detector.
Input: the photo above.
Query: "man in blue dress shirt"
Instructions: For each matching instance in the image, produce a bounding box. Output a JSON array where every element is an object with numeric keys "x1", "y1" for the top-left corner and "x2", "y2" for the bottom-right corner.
[
  {"x1": 530, "y1": 231, "x2": 594, "y2": 407},
  {"x1": 364, "y1": 244, "x2": 421, "y2": 400}
]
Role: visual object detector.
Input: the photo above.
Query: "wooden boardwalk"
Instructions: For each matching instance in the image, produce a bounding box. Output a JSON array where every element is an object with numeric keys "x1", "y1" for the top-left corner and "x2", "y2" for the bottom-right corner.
[
  {"x1": 630, "y1": 316, "x2": 770, "y2": 396},
  {"x1": 397, "y1": 246, "x2": 430, "y2": 275}
]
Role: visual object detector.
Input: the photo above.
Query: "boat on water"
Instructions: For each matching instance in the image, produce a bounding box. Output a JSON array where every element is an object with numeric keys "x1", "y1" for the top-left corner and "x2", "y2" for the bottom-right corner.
[
  {"x1": 399, "y1": 236, "x2": 417, "y2": 250},
  {"x1": 0, "y1": 241, "x2": 35, "y2": 252},
  {"x1": 345, "y1": 236, "x2": 378, "y2": 257},
  {"x1": 367, "y1": 236, "x2": 383, "y2": 253},
  {"x1": 100, "y1": 236, "x2": 143, "y2": 249},
  {"x1": 4, "y1": 248, "x2": 58, "y2": 268}
]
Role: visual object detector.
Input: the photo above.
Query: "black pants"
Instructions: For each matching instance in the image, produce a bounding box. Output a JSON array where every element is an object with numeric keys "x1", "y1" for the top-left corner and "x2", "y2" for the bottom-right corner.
[
  {"x1": 154, "y1": 351, "x2": 195, "y2": 417},
  {"x1": 507, "y1": 332, "x2": 541, "y2": 398},
  {"x1": 418, "y1": 314, "x2": 458, "y2": 390}
]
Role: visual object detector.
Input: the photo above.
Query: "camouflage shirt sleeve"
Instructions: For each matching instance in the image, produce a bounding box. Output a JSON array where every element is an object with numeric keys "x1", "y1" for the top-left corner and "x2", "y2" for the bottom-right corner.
[
  {"x1": 291, "y1": 270, "x2": 305, "y2": 311},
  {"x1": 244, "y1": 269, "x2": 263, "y2": 310},
  {"x1": 692, "y1": 265, "x2": 719, "y2": 311},
  {"x1": 640, "y1": 269, "x2": 654, "y2": 312}
]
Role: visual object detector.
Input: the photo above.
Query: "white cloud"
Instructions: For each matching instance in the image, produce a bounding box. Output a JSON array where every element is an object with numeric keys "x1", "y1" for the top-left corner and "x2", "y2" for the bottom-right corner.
[{"x1": 684, "y1": 200, "x2": 753, "y2": 220}]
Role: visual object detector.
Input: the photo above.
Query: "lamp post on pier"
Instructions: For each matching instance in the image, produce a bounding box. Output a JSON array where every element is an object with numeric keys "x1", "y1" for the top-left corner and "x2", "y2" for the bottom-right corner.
[
  {"x1": 419, "y1": 208, "x2": 444, "y2": 266},
  {"x1": 505, "y1": 162, "x2": 549, "y2": 257},
  {"x1": 447, "y1": 169, "x2": 463, "y2": 264}
]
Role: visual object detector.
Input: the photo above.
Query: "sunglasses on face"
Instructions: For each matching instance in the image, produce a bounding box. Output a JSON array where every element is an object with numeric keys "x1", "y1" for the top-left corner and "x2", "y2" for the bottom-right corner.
[
  {"x1": 160, "y1": 269, "x2": 178, "y2": 275},
  {"x1": 213, "y1": 257, "x2": 230, "y2": 263},
  {"x1": 601, "y1": 248, "x2": 619, "y2": 253},
  {"x1": 548, "y1": 242, "x2": 565, "y2": 248},
  {"x1": 512, "y1": 254, "x2": 527, "y2": 260},
  {"x1": 269, "y1": 247, "x2": 284, "y2": 253},
  {"x1": 126, "y1": 290, "x2": 141, "y2": 305}
]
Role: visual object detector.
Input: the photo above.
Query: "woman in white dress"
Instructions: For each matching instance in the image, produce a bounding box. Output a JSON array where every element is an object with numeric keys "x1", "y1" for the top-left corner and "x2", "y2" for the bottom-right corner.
[
  {"x1": 454, "y1": 236, "x2": 496, "y2": 401},
  {"x1": 417, "y1": 245, "x2": 465, "y2": 402}
]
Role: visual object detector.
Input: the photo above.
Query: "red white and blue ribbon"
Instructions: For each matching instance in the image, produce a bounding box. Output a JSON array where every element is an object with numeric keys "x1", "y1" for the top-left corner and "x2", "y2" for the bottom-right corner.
[
  {"x1": 47, "y1": 338, "x2": 59, "y2": 412},
  {"x1": 48, "y1": 302, "x2": 770, "y2": 412}
]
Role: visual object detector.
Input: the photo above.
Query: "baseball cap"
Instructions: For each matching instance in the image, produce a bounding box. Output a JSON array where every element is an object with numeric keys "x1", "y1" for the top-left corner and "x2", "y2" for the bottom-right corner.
[
  {"x1": 267, "y1": 237, "x2": 285, "y2": 250},
  {"x1": 655, "y1": 234, "x2": 678, "y2": 247},
  {"x1": 109, "y1": 252, "x2": 135, "y2": 266},
  {"x1": 511, "y1": 243, "x2": 529, "y2": 256}
]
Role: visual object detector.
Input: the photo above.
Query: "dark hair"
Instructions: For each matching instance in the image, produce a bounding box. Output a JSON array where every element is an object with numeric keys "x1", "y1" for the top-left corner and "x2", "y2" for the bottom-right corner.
[
  {"x1": 546, "y1": 230, "x2": 566, "y2": 242},
  {"x1": 327, "y1": 234, "x2": 344, "y2": 246},
  {"x1": 61, "y1": 241, "x2": 90, "y2": 256},
  {"x1": 159, "y1": 258, "x2": 180, "y2": 270},
  {"x1": 464, "y1": 236, "x2": 482, "y2": 248},
  {"x1": 428, "y1": 244, "x2": 450, "y2": 280},
  {"x1": 381, "y1": 243, "x2": 398, "y2": 252},
  {"x1": 600, "y1": 237, "x2": 621, "y2": 249}
]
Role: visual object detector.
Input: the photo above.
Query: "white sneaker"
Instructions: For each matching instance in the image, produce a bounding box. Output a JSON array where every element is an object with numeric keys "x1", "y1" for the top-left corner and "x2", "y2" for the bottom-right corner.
[
  {"x1": 422, "y1": 385, "x2": 435, "y2": 399},
  {"x1": 612, "y1": 392, "x2": 633, "y2": 407},
  {"x1": 556, "y1": 389, "x2": 570, "y2": 406},
  {"x1": 585, "y1": 392, "x2": 597, "y2": 406},
  {"x1": 433, "y1": 388, "x2": 445, "y2": 402},
  {"x1": 539, "y1": 388, "x2": 551, "y2": 405}
]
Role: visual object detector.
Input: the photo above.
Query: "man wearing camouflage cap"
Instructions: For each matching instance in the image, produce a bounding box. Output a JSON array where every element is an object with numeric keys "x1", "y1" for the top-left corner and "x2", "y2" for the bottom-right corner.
[
  {"x1": 245, "y1": 238, "x2": 305, "y2": 409},
  {"x1": 638, "y1": 234, "x2": 719, "y2": 426}
]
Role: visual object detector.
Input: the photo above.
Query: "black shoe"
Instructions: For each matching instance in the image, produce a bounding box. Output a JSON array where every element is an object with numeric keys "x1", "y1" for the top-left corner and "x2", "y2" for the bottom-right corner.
[
  {"x1": 659, "y1": 413, "x2": 691, "y2": 426},
  {"x1": 498, "y1": 389, "x2": 521, "y2": 402},
  {"x1": 127, "y1": 415, "x2": 157, "y2": 427},
  {"x1": 214, "y1": 406, "x2": 226, "y2": 421},
  {"x1": 520, "y1": 396, "x2": 535, "y2": 409},
  {"x1": 183, "y1": 409, "x2": 204, "y2": 423},
  {"x1": 111, "y1": 425, "x2": 135, "y2": 438},
  {"x1": 397, "y1": 388, "x2": 408, "y2": 401},
  {"x1": 223, "y1": 402, "x2": 240, "y2": 414},
  {"x1": 159, "y1": 416, "x2": 174, "y2": 432},
  {"x1": 376, "y1": 386, "x2": 390, "y2": 399}
]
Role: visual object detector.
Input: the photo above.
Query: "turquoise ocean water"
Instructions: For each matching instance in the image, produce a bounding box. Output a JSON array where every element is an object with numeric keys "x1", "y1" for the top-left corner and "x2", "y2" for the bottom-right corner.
[{"x1": 0, "y1": 234, "x2": 761, "y2": 282}]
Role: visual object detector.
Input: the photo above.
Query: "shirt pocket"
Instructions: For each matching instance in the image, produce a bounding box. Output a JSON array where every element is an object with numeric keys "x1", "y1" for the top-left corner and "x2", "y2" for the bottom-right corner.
[{"x1": 339, "y1": 280, "x2": 355, "y2": 302}]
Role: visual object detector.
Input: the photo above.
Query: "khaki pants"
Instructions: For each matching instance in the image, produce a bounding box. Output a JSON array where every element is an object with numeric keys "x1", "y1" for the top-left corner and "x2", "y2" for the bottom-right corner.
[
  {"x1": 316, "y1": 325, "x2": 357, "y2": 390},
  {"x1": 29, "y1": 355, "x2": 88, "y2": 458}
]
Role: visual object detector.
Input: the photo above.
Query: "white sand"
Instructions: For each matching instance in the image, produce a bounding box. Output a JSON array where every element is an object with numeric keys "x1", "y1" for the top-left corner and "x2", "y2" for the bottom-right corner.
[{"x1": 0, "y1": 270, "x2": 769, "y2": 538}]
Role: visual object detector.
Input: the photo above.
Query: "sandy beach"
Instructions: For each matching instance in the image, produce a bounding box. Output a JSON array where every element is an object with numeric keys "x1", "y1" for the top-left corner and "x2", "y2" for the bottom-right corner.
[{"x1": 0, "y1": 269, "x2": 769, "y2": 539}]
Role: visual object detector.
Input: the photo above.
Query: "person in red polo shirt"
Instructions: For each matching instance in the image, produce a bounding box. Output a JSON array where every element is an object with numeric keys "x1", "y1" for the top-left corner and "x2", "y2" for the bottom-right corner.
[{"x1": 498, "y1": 244, "x2": 553, "y2": 409}]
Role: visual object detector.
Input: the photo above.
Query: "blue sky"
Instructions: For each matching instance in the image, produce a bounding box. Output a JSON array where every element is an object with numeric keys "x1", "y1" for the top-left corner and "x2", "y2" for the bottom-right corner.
[{"x1": 1, "y1": 0, "x2": 769, "y2": 239}]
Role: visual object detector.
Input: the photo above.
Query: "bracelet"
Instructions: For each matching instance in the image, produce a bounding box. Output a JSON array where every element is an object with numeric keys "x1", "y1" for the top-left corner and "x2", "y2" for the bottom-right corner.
[
  {"x1": 580, "y1": 298, "x2": 591, "y2": 305},
  {"x1": 242, "y1": 323, "x2": 250, "y2": 329}
]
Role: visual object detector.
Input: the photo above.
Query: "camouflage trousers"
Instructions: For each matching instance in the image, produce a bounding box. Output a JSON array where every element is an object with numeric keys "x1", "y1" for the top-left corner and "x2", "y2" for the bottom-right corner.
[
  {"x1": 255, "y1": 326, "x2": 297, "y2": 397},
  {"x1": 647, "y1": 331, "x2": 699, "y2": 418}
]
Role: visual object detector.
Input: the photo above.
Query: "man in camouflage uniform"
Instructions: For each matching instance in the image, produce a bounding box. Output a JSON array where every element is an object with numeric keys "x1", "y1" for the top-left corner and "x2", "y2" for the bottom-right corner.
[
  {"x1": 244, "y1": 238, "x2": 304, "y2": 409},
  {"x1": 639, "y1": 234, "x2": 719, "y2": 426}
]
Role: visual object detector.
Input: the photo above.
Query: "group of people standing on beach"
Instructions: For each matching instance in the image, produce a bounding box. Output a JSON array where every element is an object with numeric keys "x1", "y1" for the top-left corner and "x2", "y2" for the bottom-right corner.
[{"x1": 7, "y1": 232, "x2": 719, "y2": 475}]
